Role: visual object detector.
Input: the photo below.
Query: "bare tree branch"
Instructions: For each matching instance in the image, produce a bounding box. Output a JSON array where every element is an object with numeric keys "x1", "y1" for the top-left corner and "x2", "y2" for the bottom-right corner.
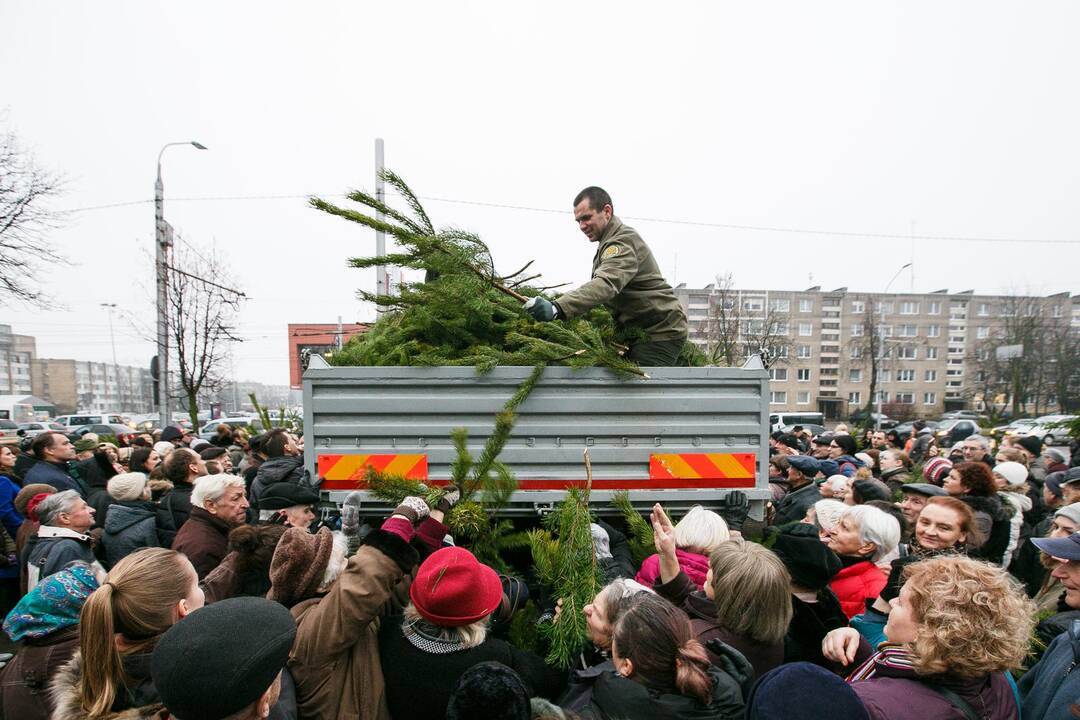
[{"x1": 0, "y1": 120, "x2": 67, "y2": 306}]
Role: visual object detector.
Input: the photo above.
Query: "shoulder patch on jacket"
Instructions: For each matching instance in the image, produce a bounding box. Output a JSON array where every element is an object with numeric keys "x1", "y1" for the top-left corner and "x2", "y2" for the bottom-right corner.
[{"x1": 602, "y1": 244, "x2": 622, "y2": 259}]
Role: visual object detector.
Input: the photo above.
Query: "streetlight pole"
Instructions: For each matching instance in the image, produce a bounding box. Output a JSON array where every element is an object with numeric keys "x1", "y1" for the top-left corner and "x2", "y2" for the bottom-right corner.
[
  {"x1": 156, "y1": 141, "x2": 207, "y2": 430},
  {"x1": 100, "y1": 303, "x2": 121, "y2": 410},
  {"x1": 876, "y1": 262, "x2": 913, "y2": 430}
]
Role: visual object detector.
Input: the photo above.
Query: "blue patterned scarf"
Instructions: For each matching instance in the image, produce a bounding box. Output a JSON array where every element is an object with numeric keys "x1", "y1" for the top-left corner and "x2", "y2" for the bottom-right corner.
[{"x1": 3, "y1": 562, "x2": 100, "y2": 640}]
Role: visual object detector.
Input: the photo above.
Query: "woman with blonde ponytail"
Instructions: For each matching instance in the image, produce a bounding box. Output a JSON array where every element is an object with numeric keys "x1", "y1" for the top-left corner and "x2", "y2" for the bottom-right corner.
[
  {"x1": 572, "y1": 593, "x2": 751, "y2": 719},
  {"x1": 48, "y1": 547, "x2": 204, "y2": 719}
]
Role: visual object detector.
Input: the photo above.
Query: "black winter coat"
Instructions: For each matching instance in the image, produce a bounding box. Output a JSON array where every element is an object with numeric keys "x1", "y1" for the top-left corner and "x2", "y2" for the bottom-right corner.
[
  {"x1": 379, "y1": 615, "x2": 564, "y2": 719},
  {"x1": 251, "y1": 456, "x2": 314, "y2": 509},
  {"x1": 155, "y1": 480, "x2": 195, "y2": 546},
  {"x1": 784, "y1": 590, "x2": 849, "y2": 668},
  {"x1": 577, "y1": 654, "x2": 751, "y2": 720},
  {"x1": 961, "y1": 494, "x2": 1012, "y2": 566},
  {"x1": 74, "y1": 453, "x2": 118, "y2": 527}
]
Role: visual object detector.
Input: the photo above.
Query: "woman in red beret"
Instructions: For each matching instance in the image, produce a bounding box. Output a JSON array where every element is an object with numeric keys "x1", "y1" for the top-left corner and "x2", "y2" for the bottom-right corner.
[{"x1": 379, "y1": 544, "x2": 564, "y2": 718}]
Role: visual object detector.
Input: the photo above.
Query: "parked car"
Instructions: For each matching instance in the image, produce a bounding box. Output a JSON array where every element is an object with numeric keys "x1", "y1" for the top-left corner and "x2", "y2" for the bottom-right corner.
[
  {"x1": 848, "y1": 409, "x2": 898, "y2": 429},
  {"x1": 892, "y1": 420, "x2": 941, "y2": 440},
  {"x1": 53, "y1": 413, "x2": 129, "y2": 429},
  {"x1": 939, "y1": 410, "x2": 989, "y2": 422},
  {"x1": 1019, "y1": 415, "x2": 1077, "y2": 446},
  {"x1": 18, "y1": 421, "x2": 67, "y2": 439},
  {"x1": 198, "y1": 416, "x2": 258, "y2": 441},
  {"x1": 71, "y1": 423, "x2": 139, "y2": 447},
  {"x1": 935, "y1": 418, "x2": 981, "y2": 448},
  {"x1": 989, "y1": 418, "x2": 1037, "y2": 443},
  {"x1": 769, "y1": 412, "x2": 825, "y2": 433},
  {"x1": 0, "y1": 419, "x2": 21, "y2": 447}
]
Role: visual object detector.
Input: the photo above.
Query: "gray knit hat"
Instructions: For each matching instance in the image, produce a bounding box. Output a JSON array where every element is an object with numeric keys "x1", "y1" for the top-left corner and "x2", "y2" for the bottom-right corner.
[{"x1": 1055, "y1": 504, "x2": 1080, "y2": 528}]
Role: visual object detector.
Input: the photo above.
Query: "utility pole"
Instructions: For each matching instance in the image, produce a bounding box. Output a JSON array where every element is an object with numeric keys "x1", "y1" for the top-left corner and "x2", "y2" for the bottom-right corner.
[
  {"x1": 375, "y1": 138, "x2": 386, "y2": 300},
  {"x1": 155, "y1": 141, "x2": 207, "y2": 430}
]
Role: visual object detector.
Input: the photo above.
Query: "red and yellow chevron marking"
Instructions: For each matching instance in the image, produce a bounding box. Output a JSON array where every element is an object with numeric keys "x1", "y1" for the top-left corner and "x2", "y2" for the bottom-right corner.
[
  {"x1": 649, "y1": 453, "x2": 756, "y2": 486},
  {"x1": 317, "y1": 454, "x2": 428, "y2": 490}
]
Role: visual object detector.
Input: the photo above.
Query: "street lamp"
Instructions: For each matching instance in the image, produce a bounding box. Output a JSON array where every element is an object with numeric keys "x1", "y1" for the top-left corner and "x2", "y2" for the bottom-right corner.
[
  {"x1": 156, "y1": 141, "x2": 207, "y2": 430},
  {"x1": 876, "y1": 263, "x2": 913, "y2": 430},
  {"x1": 100, "y1": 303, "x2": 120, "y2": 409}
]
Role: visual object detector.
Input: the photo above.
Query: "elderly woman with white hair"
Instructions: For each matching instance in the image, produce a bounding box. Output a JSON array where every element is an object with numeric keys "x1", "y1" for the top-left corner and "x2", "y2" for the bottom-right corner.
[
  {"x1": 635, "y1": 505, "x2": 729, "y2": 589},
  {"x1": 171, "y1": 474, "x2": 249, "y2": 579},
  {"x1": 824, "y1": 505, "x2": 901, "y2": 618}
]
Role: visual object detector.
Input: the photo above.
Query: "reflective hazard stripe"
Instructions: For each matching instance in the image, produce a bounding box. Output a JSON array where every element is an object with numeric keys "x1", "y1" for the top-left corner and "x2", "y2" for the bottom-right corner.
[
  {"x1": 317, "y1": 454, "x2": 428, "y2": 490},
  {"x1": 649, "y1": 453, "x2": 756, "y2": 482}
]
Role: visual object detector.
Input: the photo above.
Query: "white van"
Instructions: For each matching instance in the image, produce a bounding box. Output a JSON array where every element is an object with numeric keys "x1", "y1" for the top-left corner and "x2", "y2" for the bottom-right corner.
[
  {"x1": 769, "y1": 412, "x2": 825, "y2": 432},
  {"x1": 53, "y1": 413, "x2": 128, "y2": 429}
]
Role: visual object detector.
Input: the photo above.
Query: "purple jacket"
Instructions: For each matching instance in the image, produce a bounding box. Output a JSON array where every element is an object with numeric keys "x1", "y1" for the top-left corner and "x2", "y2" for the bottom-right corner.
[{"x1": 849, "y1": 647, "x2": 1017, "y2": 720}]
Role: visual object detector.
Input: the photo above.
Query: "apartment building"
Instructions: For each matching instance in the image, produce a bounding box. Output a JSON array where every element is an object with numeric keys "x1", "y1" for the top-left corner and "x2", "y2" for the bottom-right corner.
[
  {"x1": 676, "y1": 285, "x2": 1079, "y2": 419},
  {"x1": 0, "y1": 324, "x2": 36, "y2": 395},
  {"x1": 32, "y1": 358, "x2": 155, "y2": 416}
]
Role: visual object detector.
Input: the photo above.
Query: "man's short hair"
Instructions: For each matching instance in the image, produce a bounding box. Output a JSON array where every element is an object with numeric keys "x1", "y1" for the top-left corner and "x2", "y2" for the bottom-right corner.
[
  {"x1": 963, "y1": 435, "x2": 989, "y2": 450},
  {"x1": 262, "y1": 429, "x2": 291, "y2": 458},
  {"x1": 30, "y1": 432, "x2": 62, "y2": 460},
  {"x1": 35, "y1": 489, "x2": 83, "y2": 526},
  {"x1": 573, "y1": 186, "x2": 613, "y2": 213},
  {"x1": 163, "y1": 448, "x2": 197, "y2": 484}
]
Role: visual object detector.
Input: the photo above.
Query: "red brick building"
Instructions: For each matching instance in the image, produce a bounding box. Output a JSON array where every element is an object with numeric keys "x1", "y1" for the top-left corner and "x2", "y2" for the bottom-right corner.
[{"x1": 288, "y1": 323, "x2": 369, "y2": 389}]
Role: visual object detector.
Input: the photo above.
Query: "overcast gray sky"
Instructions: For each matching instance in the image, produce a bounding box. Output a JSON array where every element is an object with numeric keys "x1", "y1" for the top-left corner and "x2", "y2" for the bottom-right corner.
[{"x1": 2, "y1": 1, "x2": 1078, "y2": 385}]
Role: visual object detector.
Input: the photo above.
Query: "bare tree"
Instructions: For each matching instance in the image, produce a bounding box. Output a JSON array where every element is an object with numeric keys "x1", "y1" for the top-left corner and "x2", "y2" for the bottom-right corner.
[
  {"x1": 694, "y1": 273, "x2": 791, "y2": 368},
  {"x1": 0, "y1": 121, "x2": 65, "y2": 306},
  {"x1": 842, "y1": 293, "x2": 885, "y2": 421},
  {"x1": 167, "y1": 240, "x2": 244, "y2": 427}
]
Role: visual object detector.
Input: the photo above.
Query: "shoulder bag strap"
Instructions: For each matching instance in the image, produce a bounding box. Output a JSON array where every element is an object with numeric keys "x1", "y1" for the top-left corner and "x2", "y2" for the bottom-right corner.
[{"x1": 923, "y1": 682, "x2": 982, "y2": 720}]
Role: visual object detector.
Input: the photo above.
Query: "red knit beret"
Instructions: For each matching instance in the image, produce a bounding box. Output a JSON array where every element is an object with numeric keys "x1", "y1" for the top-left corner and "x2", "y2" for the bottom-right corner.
[{"x1": 410, "y1": 546, "x2": 502, "y2": 627}]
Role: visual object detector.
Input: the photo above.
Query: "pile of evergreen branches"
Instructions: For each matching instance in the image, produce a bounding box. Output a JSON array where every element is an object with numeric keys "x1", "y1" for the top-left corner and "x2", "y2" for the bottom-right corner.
[{"x1": 310, "y1": 170, "x2": 646, "y2": 376}]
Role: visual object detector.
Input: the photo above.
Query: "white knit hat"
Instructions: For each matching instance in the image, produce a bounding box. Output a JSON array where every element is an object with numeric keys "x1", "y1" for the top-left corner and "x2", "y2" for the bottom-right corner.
[
  {"x1": 813, "y1": 499, "x2": 848, "y2": 532},
  {"x1": 107, "y1": 472, "x2": 149, "y2": 502},
  {"x1": 154, "y1": 441, "x2": 175, "y2": 458},
  {"x1": 993, "y1": 461, "x2": 1028, "y2": 488}
]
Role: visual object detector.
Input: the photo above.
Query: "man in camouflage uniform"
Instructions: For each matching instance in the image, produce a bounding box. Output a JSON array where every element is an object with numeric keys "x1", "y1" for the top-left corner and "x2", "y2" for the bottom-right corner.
[{"x1": 524, "y1": 186, "x2": 688, "y2": 366}]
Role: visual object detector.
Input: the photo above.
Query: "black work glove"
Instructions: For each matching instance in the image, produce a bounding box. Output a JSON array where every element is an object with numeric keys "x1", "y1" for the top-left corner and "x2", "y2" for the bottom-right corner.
[{"x1": 719, "y1": 490, "x2": 750, "y2": 532}]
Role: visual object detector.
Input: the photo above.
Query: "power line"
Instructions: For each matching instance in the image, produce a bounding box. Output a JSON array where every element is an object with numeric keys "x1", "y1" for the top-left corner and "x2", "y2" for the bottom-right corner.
[{"x1": 59, "y1": 192, "x2": 1080, "y2": 246}]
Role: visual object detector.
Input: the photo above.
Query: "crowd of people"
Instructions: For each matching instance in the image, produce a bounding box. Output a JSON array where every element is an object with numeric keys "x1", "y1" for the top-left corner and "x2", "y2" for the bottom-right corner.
[{"x1": 0, "y1": 418, "x2": 1078, "y2": 719}]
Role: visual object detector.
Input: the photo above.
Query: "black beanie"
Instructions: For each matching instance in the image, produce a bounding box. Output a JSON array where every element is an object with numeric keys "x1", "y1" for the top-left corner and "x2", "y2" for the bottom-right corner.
[
  {"x1": 152, "y1": 597, "x2": 296, "y2": 719},
  {"x1": 446, "y1": 661, "x2": 531, "y2": 720},
  {"x1": 1016, "y1": 435, "x2": 1043, "y2": 457},
  {"x1": 852, "y1": 479, "x2": 892, "y2": 504},
  {"x1": 767, "y1": 523, "x2": 842, "y2": 591}
]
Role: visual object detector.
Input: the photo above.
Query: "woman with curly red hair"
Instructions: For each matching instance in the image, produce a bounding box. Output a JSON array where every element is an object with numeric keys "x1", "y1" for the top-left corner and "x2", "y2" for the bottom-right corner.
[{"x1": 824, "y1": 554, "x2": 1035, "y2": 719}]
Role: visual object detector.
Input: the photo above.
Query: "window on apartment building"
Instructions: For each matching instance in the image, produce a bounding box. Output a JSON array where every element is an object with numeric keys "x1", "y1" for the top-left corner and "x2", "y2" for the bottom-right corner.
[
  {"x1": 772, "y1": 321, "x2": 790, "y2": 335},
  {"x1": 977, "y1": 302, "x2": 990, "y2": 316},
  {"x1": 897, "y1": 345, "x2": 918, "y2": 360},
  {"x1": 895, "y1": 392, "x2": 914, "y2": 404},
  {"x1": 928, "y1": 301, "x2": 941, "y2": 315},
  {"x1": 900, "y1": 301, "x2": 919, "y2": 315},
  {"x1": 851, "y1": 324, "x2": 863, "y2": 337},
  {"x1": 797, "y1": 368, "x2": 811, "y2": 382},
  {"x1": 874, "y1": 302, "x2": 894, "y2": 315},
  {"x1": 767, "y1": 344, "x2": 790, "y2": 359},
  {"x1": 799, "y1": 299, "x2": 813, "y2": 313},
  {"x1": 798, "y1": 322, "x2": 813, "y2": 336},
  {"x1": 977, "y1": 349, "x2": 990, "y2": 361},
  {"x1": 877, "y1": 370, "x2": 890, "y2": 382},
  {"x1": 873, "y1": 390, "x2": 887, "y2": 403},
  {"x1": 797, "y1": 391, "x2": 811, "y2": 405},
  {"x1": 925, "y1": 370, "x2": 937, "y2": 382},
  {"x1": 769, "y1": 368, "x2": 788, "y2": 381},
  {"x1": 742, "y1": 320, "x2": 765, "y2": 334},
  {"x1": 1053, "y1": 305, "x2": 1063, "y2": 318},
  {"x1": 926, "y1": 347, "x2": 939, "y2": 360},
  {"x1": 976, "y1": 327, "x2": 989, "y2": 339},
  {"x1": 849, "y1": 346, "x2": 863, "y2": 359},
  {"x1": 880, "y1": 325, "x2": 893, "y2": 337},
  {"x1": 743, "y1": 298, "x2": 764, "y2": 311},
  {"x1": 851, "y1": 301, "x2": 865, "y2": 314},
  {"x1": 923, "y1": 392, "x2": 937, "y2": 405},
  {"x1": 770, "y1": 391, "x2": 787, "y2": 404},
  {"x1": 898, "y1": 324, "x2": 918, "y2": 337},
  {"x1": 848, "y1": 391, "x2": 861, "y2": 405},
  {"x1": 797, "y1": 345, "x2": 812, "y2": 359},
  {"x1": 849, "y1": 369, "x2": 862, "y2": 382},
  {"x1": 927, "y1": 324, "x2": 940, "y2": 337},
  {"x1": 897, "y1": 369, "x2": 915, "y2": 382},
  {"x1": 769, "y1": 299, "x2": 790, "y2": 312},
  {"x1": 975, "y1": 371, "x2": 987, "y2": 382}
]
